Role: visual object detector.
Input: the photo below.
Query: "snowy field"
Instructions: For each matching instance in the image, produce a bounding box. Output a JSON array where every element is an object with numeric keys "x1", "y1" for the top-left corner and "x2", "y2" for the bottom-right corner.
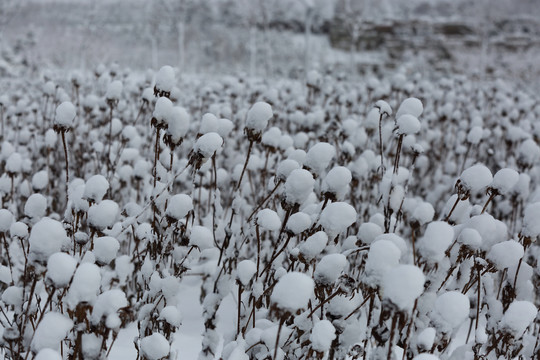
[{"x1": 0, "y1": 1, "x2": 539, "y2": 360}]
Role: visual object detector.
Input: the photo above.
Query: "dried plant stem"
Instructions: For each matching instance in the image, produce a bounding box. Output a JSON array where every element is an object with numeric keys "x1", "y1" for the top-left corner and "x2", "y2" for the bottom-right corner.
[{"x1": 236, "y1": 139, "x2": 254, "y2": 191}]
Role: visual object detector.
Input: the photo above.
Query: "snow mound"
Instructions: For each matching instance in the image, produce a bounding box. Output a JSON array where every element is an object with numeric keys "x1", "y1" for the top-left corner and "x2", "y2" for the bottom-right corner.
[{"x1": 271, "y1": 272, "x2": 314, "y2": 312}]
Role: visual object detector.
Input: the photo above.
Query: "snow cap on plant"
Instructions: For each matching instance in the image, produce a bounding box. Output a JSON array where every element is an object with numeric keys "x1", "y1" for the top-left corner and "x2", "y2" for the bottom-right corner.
[
  {"x1": 283, "y1": 169, "x2": 314, "y2": 208},
  {"x1": 165, "y1": 194, "x2": 193, "y2": 221},
  {"x1": 304, "y1": 142, "x2": 335, "y2": 176},
  {"x1": 154, "y1": 65, "x2": 175, "y2": 97},
  {"x1": 271, "y1": 272, "x2": 314, "y2": 312},
  {"x1": 245, "y1": 101, "x2": 273, "y2": 141},
  {"x1": 375, "y1": 99, "x2": 392, "y2": 117},
  {"x1": 396, "y1": 97, "x2": 423, "y2": 118},
  {"x1": 382, "y1": 264, "x2": 425, "y2": 310},
  {"x1": 29, "y1": 217, "x2": 68, "y2": 263},
  {"x1": 459, "y1": 164, "x2": 492, "y2": 194},
  {"x1": 54, "y1": 101, "x2": 76, "y2": 131}
]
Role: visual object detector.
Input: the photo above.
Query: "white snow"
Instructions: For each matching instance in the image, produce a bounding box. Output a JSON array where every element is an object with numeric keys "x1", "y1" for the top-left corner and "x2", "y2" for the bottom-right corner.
[
  {"x1": 276, "y1": 159, "x2": 300, "y2": 181},
  {"x1": 434, "y1": 291, "x2": 470, "y2": 328},
  {"x1": 54, "y1": 101, "x2": 76, "y2": 129},
  {"x1": 34, "y1": 349, "x2": 62, "y2": 360},
  {"x1": 314, "y1": 253, "x2": 347, "y2": 285},
  {"x1": 29, "y1": 217, "x2": 68, "y2": 262},
  {"x1": 304, "y1": 142, "x2": 335, "y2": 175},
  {"x1": 397, "y1": 114, "x2": 421, "y2": 135},
  {"x1": 491, "y1": 168, "x2": 519, "y2": 194},
  {"x1": 310, "y1": 320, "x2": 336, "y2": 352},
  {"x1": 83, "y1": 174, "x2": 109, "y2": 202},
  {"x1": 32, "y1": 312, "x2": 73, "y2": 352},
  {"x1": 256, "y1": 209, "x2": 281, "y2": 231},
  {"x1": 141, "y1": 333, "x2": 170, "y2": 360},
  {"x1": 383, "y1": 265, "x2": 425, "y2": 310},
  {"x1": 322, "y1": 166, "x2": 352, "y2": 199},
  {"x1": 153, "y1": 97, "x2": 174, "y2": 125},
  {"x1": 271, "y1": 272, "x2": 314, "y2": 312},
  {"x1": 286, "y1": 212, "x2": 312, "y2": 234},
  {"x1": 246, "y1": 102, "x2": 273, "y2": 132},
  {"x1": 93, "y1": 236, "x2": 120, "y2": 265},
  {"x1": 357, "y1": 222, "x2": 383, "y2": 244},
  {"x1": 1, "y1": 286, "x2": 23, "y2": 306},
  {"x1": 88, "y1": 200, "x2": 119, "y2": 230},
  {"x1": 155, "y1": 65, "x2": 175, "y2": 93},
  {"x1": 190, "y1": 226, "x2": 214, "y2": 250},
  {"x1": 375, "y1": 99, "x2": 392, "y2": 116},
  {"x1": 284, "y1": 169, "x2": 314, "y2": 206},
  {"x1": 298, "y1": 231, "x2": 328, "y2": 261},
  {"x1": 460, "y1": 164, "x2": 493, "y2": 193},
  {"x1": 500, "y1": 301, "x2": 537, "y2": 335},
  {"x1": 396, "y1": 97, "x2": 424, "y2": 118},
  {"x1": 91, "y1": 289, "x2": 128, "y2": 326},
  {"x1": 417, "y1": 221, "x2": 454, "y2": 262},
  {"x1": 105, "y1": 80, "x2": 123, "y2": 100},
  {"x1": 522, "y1": 202, "x2": 540, "y2": 237},
  {"x1": 319, "y1": 202, "x2": 357, "y2": 236},
  {"x1": 47, "y1": 252, "x2": 77, "y2": 287},
  {"x1": 457, "y1": 228, "x2": 482, "y2": 249},
  {"x1": 365, "y1": 240, "x2": 401, "y2": 287},
  {"x1": 412, "y1": 202, "x2": 435, "y2": 225},
  {"x1": 194, "y1": 132, "x2": 223, "y2": 159},
  {"x1": 67, "y1": 262, "x2": 101, "y2": 308},
  {"x1": 159, "y1": 306, "x2": 182, "y2": 327},
  {"x1": 487, "y1": 240, "x2": 524, "y2": 270},
  {"x1": 24, "y1": 193, "x2": 47, "y2": 219},
  {"x1": 236, "y1": 260, "x2": 257, "y2": 286},
  {"x1": 0, "y1": 208, "x2": 14, "y2": 232},
  {"x1": 166, "y1": 194, "x2": 193, "y2": 220},
  {"x1": 167, "y1": 106, "x2": 190, "y2": 143}
]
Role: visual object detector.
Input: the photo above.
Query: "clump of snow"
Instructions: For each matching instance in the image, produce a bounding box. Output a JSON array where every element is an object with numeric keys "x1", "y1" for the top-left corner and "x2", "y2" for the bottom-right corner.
[
  {"x1": 417, "y1": 221, "x2": 454, "y2": 262},
  {"x1": 0, "y1": 209, "x2": 14, "y2": 232},
  {"x1": 35, "y1": 349, "x2": 62, "y2": 360},
  {"x1": 91, "y1": 289, "x2": 128, "y2": 326},
  {"x1": 491, "y1": 168, "x2": 519, "y2": 194},
  {"x1": 246, "y1": 102, "x2": 273, "y2": 132},
  {"x1": 153, "y1": 97, "x2": 173, "y2": 126},
  {"x1": 24, "y1": 193, "x2": 47, "y2": 219},
  {"x1": 93, "y1": 236, "x2": 120, "y2": 265},
  {"x1": 67, "y1": 263, "x2": 101, "y2": 307},
  {"x1": 88, "y1": 200, "x2": 119, "y2": 230},
  {"x1": 383, "y1": 265, "x2": 425, "y2": 310},
  {"x1": 29, "y1": 217, "x2": 68, "y2": 262},
  {"x1": 487, "y1": 240, "x2": 524, "y2": 270},
  {"x1": 276, "y1": 159, "x2": 300, "y2": 181},
  {"x1": 467, "y1": 126, "x2": 483, "y2": 145},
  {"x1": 319, "y1": 202, "x2": 357, "y2": 236},
  {"x1": 434, "y1": 291, "x2": 470, "y2": 328},
  {"x1": 194, "y1": 132, "x2": 223, "y2": 159},
  {"x1": 2, "y1": 286, "x2": 23, "y2": 306},
  {"x1": 413, "y1": 354, "x2": 439, "y2": 360},
  {"x1": 141, "y1": 333, "x2": 170, "y2": 360},
  {"x1": 166, "y1": 106, "x2": 190, "y2": 143},
  {"x1": 310, "y1": 320, "x2": 336, "y2": 352},
  {"x1": 284, "y1": 169, "x2": 314, "y2": 206},
  {"x1": 412, "y1": 202, "x2": 435, "y2": 226},
  {"x1": 47, "y1": 252, "x2": 77, "y2": 287},
  {"x1": 375, "y1": 100, "x2": 392, "y2": 116},
  {"x1": 166, "y1": 194, "x2": 193, "y2": 220},
  {"x1": 357, "y1": 222, "x2": 383, "y2": 244},
  {"x1": 271, "y1": 272, "x2": 314, "y2": 312},
  {"x1": 304, "y1": 142, "x2": 335, "y2": 175},
  {"x1": 256, "y1": 209, "x2": 281, "y2": 231},
  {"x1": 54, "y1": 102, "x2": 76, "y2": 129},
  {"x1": 457, "y1": 228, "x2": 482, "y2": 249},
  {"x1": 500, "y1": 301, "x2": 537, "y2": 335},
  {"x1": 190, "y1": 226, "x2": 214, "y2": 250},
  {"x1": 298, "y1": 231, "x2": 328, "y2": 261},
  {"x1": 365, "y1": 240, "x2": 401, "y2": 287},
  {"x1": 105, "y1": 80, "x2": 122, "y2": 101},
  {"x1": 460, "y1": 164, "x2": 492, "y2": 193},
  {"x1": 83, "y1": 175, "x2": 109, "y2": 202},
  {"x1": 159, "y1": 306, "x2": 182, "y2": 327},
  {"x1": 416, "y1": 327, "x2": 436, "y2": 350},
  {"x1": 396, "y1": 98, "x2": 423, "y2": 118},
  {"x1": 314, "y1": 253, "x2": 347, "y2": 285},
  {"x1": 32, "y1": 312, "x2": 73, "y2": 352},
  {"x1": 397, "y1": 114, "x2": 421, "y2": 135},
  {"x1": 155, "y1": 65, "x2": 175, "y2": 93},
  {"x1": 522, "y1": 202, "x2": 540, "y2": 237},
  {"x1": 286, "y1": 212, "x2": 312, "y2": 234},
  {"x1": 237, "y1": 260, "x2": 257, "y2": 286},
  {"x1": 322, "y1": 166, "x2": 352, "y2": 199}
]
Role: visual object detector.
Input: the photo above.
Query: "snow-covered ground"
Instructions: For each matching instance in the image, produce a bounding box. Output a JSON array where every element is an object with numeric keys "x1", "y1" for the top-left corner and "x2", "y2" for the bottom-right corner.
[{"x1": 0, "y1": 2, "x2": 539, "y2": 360}]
